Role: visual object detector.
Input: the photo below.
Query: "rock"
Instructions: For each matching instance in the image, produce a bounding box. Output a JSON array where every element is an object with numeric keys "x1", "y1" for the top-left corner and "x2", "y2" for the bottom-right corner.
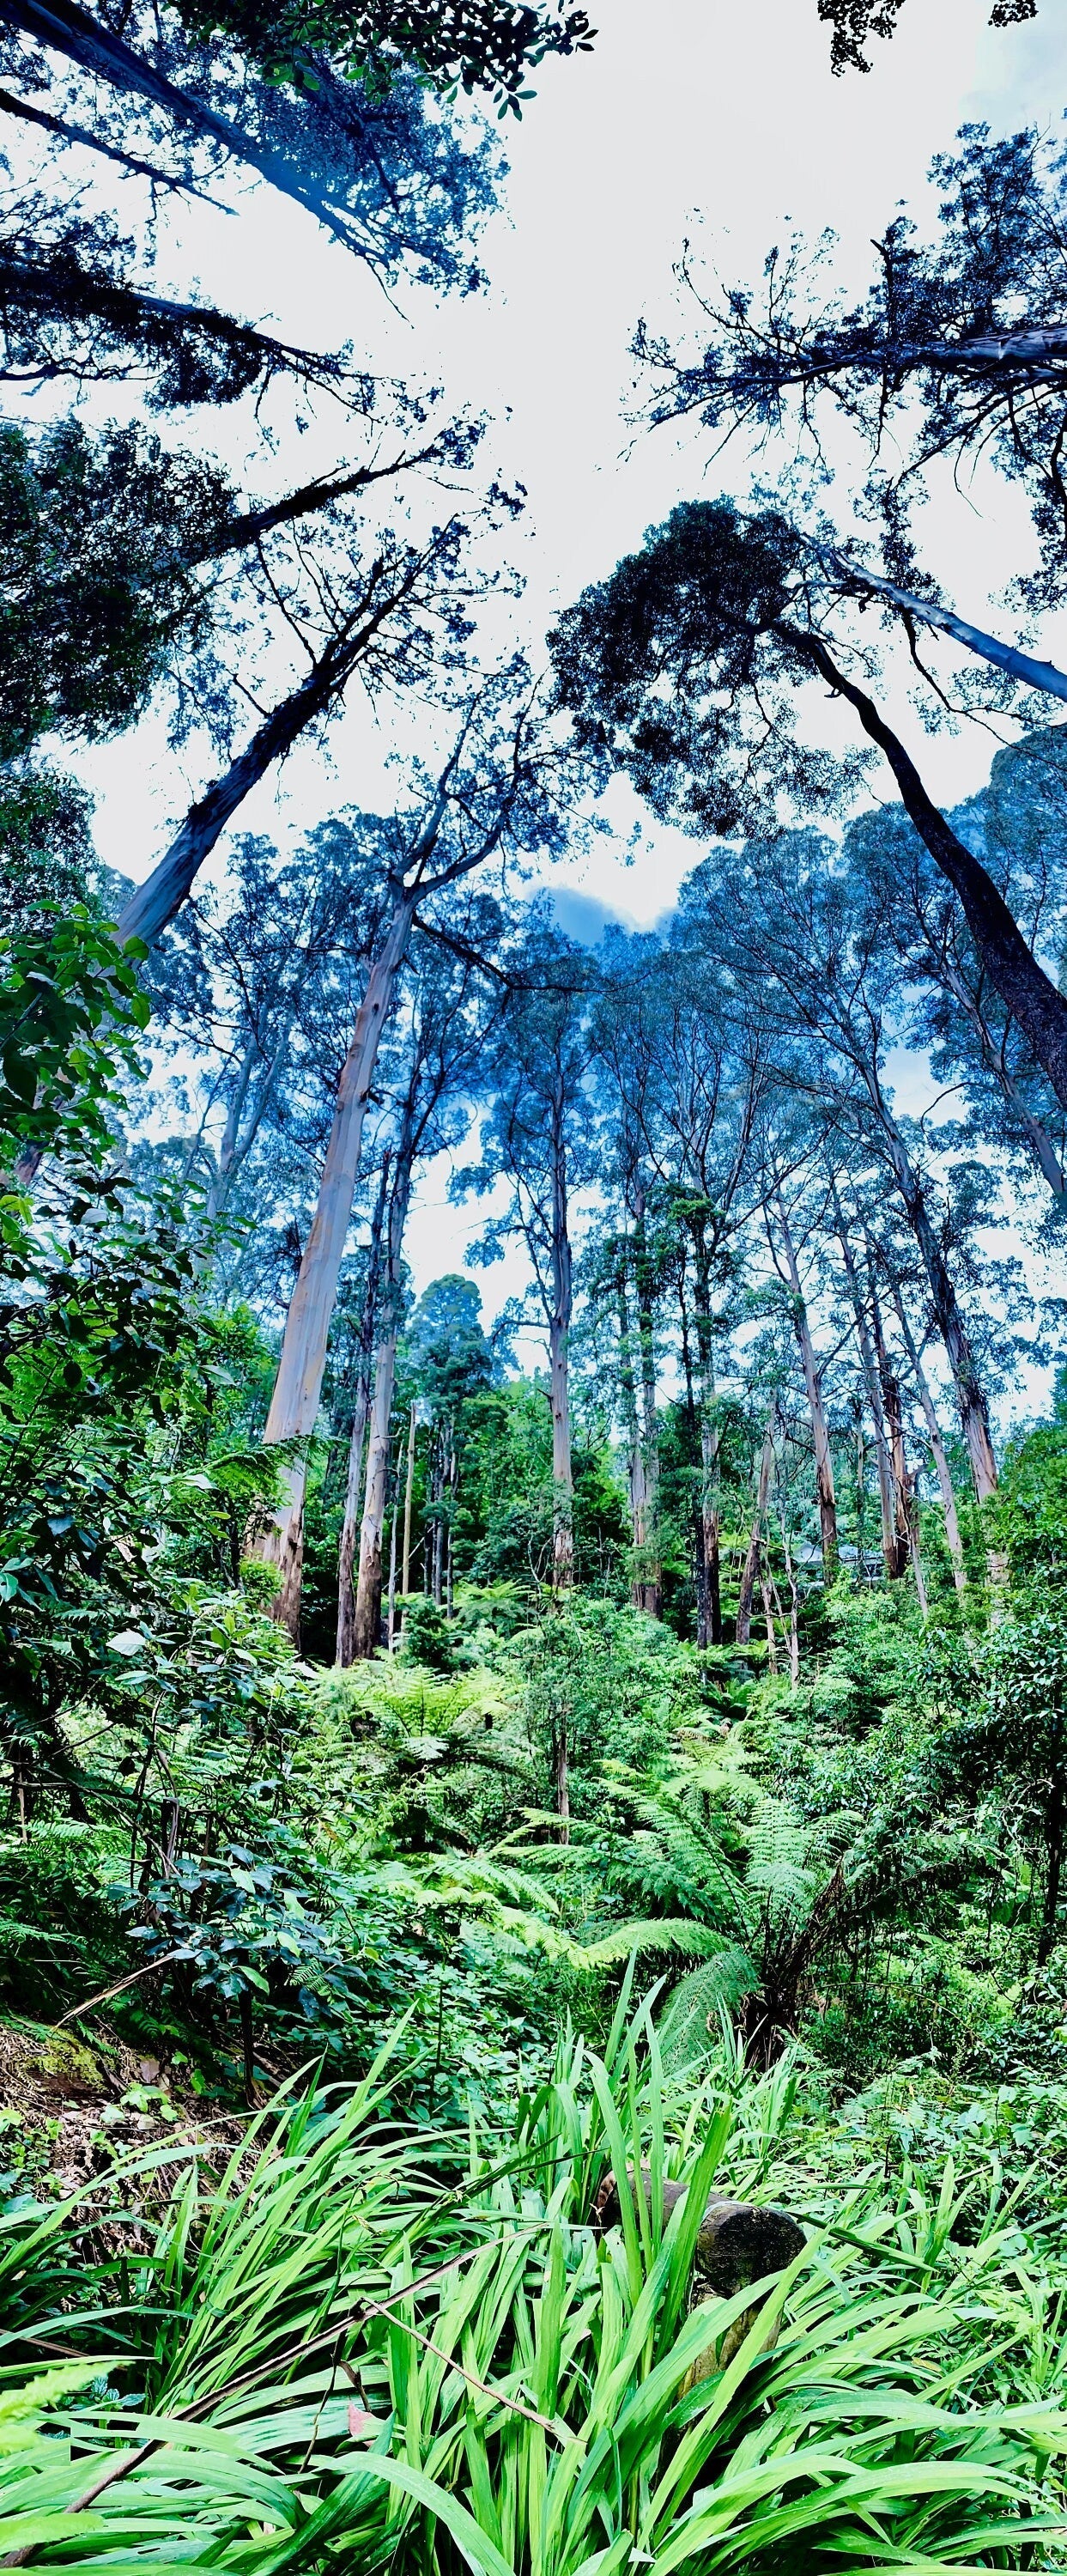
[
  {"x1": 38, "y1": 2032, "x2": 105, "y2": 2099},
  {"x1": 594, "y1": 2166, "x2": 805, "y2": 2381}
]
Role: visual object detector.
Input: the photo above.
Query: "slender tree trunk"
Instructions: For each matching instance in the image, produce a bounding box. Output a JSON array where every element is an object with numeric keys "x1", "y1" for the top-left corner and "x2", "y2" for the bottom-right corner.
[
  {"x1": 549, "y1": 1082, "x2": 574, "y2": 1589},
  {"x1": 938, "y1": 956, "x2": 1067, "y2": 1202},
  {"x1": 254, "y1": 893, "x2": 416, "y2": 1637},
  {"x1": 632, "y1": 1184, "x2": 662, "y2": 1618},
  {"x1": 352, "y1": 1327, "x2": 398, "y2": 1658},
  {"x1": 870, "y1": 1108, "x2": 998, "y2": 1504},
  {"x1": 761, "y1": 1571, "x2": 779, "y2": 1671},
  {"x1": 336, "y1": 1384, "x2": 371, "y2": 1665},
  {"x1": 2, "y1": 0, "x2": 381, "y2": 251},
  {"x1": 446, "y1": 1430, "x2": 456, "y2": 1617},
  {"x1": 868, "y1": 1267, "x2": 916, "y2": 1581},
  {"x1": 816, "y1": 548, "x2": 1067, "y2": 709},
  {"x1": 791, "y1": 627, "x2": 1067, "y2": 1111},
  {"x1": 774, "y1": 1192, "x2": 838, "y2": 1577},
  {"x1": 386, "y1": 1443, "x2": 400, "y2": 1649},
  {"x1": 867, "y1": 1272, "x2": 928, "y2": 1609},
  {"x1": 615, "y1": 1260, "x2": 650, "y2": 1601},
  {"x1": 691, "y1": 1224, "x2": 723, "y2": 1646},
  {"x1": 336, "y1": 1153, "x2": 391, "y2": 1667},
  {"x1": 207, "y1": 1040, "x2": 257, "y2": 1225},
  {"x1": 352, "y1": 1129, "x2": 416, "y2": 1660},
  {"x1": 401, "y1": 1400, "x2": 417, "y2": 1600},
  {"x1": 737, "y1": 1411, "x2": 777, "y2": 1646},
  {"x1": 888, "y1": 1278, "x2": 968, "y2": 1596},
  {"x1": 833, "y1": 1196, "x2": 897, "y2": 1577},
  {"x1": 116, "y1": 624, "x2": 390, "y2": 952},
  {"x1": 780, "y1": 1512, "x2": 800, "y2": 1684}
]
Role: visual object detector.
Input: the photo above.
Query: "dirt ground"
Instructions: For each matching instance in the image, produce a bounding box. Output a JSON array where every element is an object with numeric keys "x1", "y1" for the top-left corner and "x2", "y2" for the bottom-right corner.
[{"x1": 0, "y1": 2016, "x2": 247, "y2": 2199}]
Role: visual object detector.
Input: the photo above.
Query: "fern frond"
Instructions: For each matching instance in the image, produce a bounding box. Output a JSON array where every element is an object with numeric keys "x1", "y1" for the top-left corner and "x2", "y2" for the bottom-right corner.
[
  {"x1": 658, "y1": 1949, "x2": 758, "y2": 2072},
  {"x1": 568, "y1": 1917, "x2": 733, "y2": 1969}
]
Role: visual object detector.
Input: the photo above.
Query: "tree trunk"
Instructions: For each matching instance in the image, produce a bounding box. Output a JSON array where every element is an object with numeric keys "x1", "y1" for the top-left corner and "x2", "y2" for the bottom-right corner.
[
  {"x1": 549, "y1": 1309, "x2": 573, "y2": 1587},
  {"x1": 336, "y1": 1383, "x2": 371, "y2": 1665},
  {"x1": 774, "y1": 1192, "x2": 838, "y2": 1577},
  {"x1": 779, "y1": 1512, "x2": 800, "y2": 1684},
  {"x1": 615, "y1": 1260, "x2": 651, "y2": 1603},
  {"x1": 817, "y1": 549, "x2": 1067, "y2": 709},
  {"x1": 870, "y1": 1106, "x2": 998, "y2": 1504},
  {"x1": 2, "y1": 0, "x2": 382, "y2": 253},
  {"x1": 792, "y1": 629, "x2": 1067, "y2": 1112},
  {"x1": 386, "y1": 1439, "x2": 400, "y2": 1649},
  {"x1": 737, "y1": 1412, "x2": 776, "y2": 1646},
  {"x1": 401, "y1": 1400, "x2": 417, "y2": 1600},
  {"x1": 116, "y1": 623, "x2": 388, "y2": 953},
  {"x1": 868, "y1": 1267, "x2": 916, "y2": 1578},
  {"x1": 336, "y1": 1153, "x2": 391, "y2": 1667},
  {"x1": 888, "y1": 1279, "x2": 968, "y2": 1596},
  {"x1": 254, "y1": 894, "x2": 416, "y2": 1637},
  {"x1": 937, "y1": 953, "x2": 1067, "y2": 1203},
  {"x1": 549, "y1": 1080, "x2": 574, "y2": 1589},
  {"x1": 351, "y1": 1327, "x2": 398, "y2": 1659},
  {"x1": 632, "y1": 1185, "x2": 663, "y2": 1618},
  {"x1": 833, "y1": 1194, "x2": 897, "y2": 1577},
  {"x1": 761, "y1": 1571, "x2": 779, "y2": 1671},
  {"x1": 352, "y1": 1121, "x2": 417, "y2": 1660},
  {"x1": 690, "y1": 1222, "x2": 723, "y2": 1646}
]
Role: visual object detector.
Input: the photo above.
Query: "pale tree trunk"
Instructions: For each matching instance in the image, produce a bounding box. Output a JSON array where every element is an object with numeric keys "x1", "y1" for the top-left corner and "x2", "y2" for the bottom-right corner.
[
  {"x1": 549, "y1": 1081, "x2": 574, "y2": 1589},
  {"x1": 351, "y1": 1327, "x2": 399, "y2": 1658},
  {"x1": 869, "y1": 1270, "x2": 927, "y2": 1610},
  {"x1": 401, "y1": 1401, "x2": 417, "y2": 1599},
  {"x1": 207, "y1": 1040, "x2": 257, "y2": 1225},
  {"x1": 335, "y1": 1151, "x2": 391, "y2": 1667},
  {"x1": 632, "y1": 1185, "x2": 663, "y2": 1618},
  {"x1": 615, "y1": 1261, "x2": 652, "y2": 1606},
  {"x1": 352, "y1": 1131, "x2": 416, "y2": 1660},
  {"x1": 4, "y1": 0, "x2": 393, "y2": 253},
  {"x1": 208, "y1": 1011, "x2": 299, "y2": 1223},
  {"x1": 446, "y1": 1428, "x2": 457, "y2": 1617},
  {"x1": 937, "y1": 955, "x2": 1067, "y2": 1203},
  {"x1": 888, "y1": 1278, "x2": 968, "y2": 1596},
  {"x1": 688, "y1": 1220, "x2": 722, "y2": 1645},
  {"x1": 386, "y1": 1439, "x2": 400, "y2": 1649},
  {"x1": 761, "y1": 1571, "x2": 779, "y2": 1671},
  {"x1": 774, "y1": 1193, "x2": 838, "y2": 1578},
  {"x1": 254, "y1": 892, "x2": 417, "y2": 1637},
  {"x1": 796, "y1": 629, "x2": 1067, "y2": 1110},
  {"x1": 779, "y1": 1512, "x2": 800, "y2": 1684},
  {"x1": 737, "y1": 1411, "x2": 777, "y2": 1646},
  {"x1": 116, "y1": 634, "x2": 385, "y2": 956},
  {"x1": 833, "y1": 1194, "x2": 898, "y2": 1577},
  {"x1": 870, "y1": 1107, "x2": 998, "y2": 1505}
]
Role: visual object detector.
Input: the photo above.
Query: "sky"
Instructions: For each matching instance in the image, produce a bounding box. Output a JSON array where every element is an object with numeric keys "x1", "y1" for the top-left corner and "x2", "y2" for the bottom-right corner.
[
  {"x1": 23, "y1": 0, "x2": 1067, "y2": 1393},
  {"x1": 69, "y1": 0, "x2": 1067, "y2": 920}
]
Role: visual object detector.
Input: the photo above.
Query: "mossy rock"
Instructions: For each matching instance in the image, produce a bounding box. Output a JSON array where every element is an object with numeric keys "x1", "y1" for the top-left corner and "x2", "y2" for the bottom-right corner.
[{"x1": 37, "y1": 2031, "x2": 105, "y2": 2095}]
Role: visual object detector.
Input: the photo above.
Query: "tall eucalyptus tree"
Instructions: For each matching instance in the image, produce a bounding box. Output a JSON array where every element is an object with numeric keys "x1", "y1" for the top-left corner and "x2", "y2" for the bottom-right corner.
[{"x1": 460, "y1": 924, "x2": 595, "y2": 1591}]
